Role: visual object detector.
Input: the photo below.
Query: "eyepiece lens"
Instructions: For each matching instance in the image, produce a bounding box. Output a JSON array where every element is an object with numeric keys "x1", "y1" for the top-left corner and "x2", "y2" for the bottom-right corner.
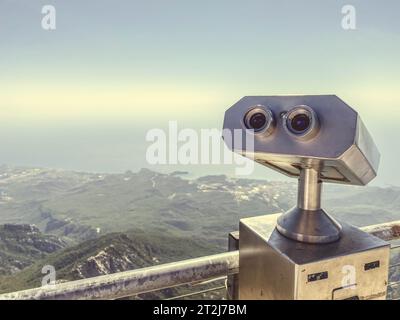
[
  {"x1": 244, "y1": 106, "x2": 275, "y2": 135},
  {"x1": 248, "y1": 112, "x2": 267, "y2": 131},
  {"x1": 290, "y1": 114, "x2": 311, "y2": 132},
  {"x1": 284, "y1": 105, "x2": 319, "y2": 139}
]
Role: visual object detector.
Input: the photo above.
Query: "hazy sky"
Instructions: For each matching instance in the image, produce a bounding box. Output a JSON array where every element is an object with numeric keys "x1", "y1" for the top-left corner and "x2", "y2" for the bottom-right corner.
[{"x1": 0, "y1": 0, "x2": 399, "y2": 186}]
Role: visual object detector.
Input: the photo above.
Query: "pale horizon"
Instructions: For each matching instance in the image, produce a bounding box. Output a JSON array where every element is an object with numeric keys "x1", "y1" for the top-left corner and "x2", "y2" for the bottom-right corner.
[{"x1": 1, "y1": 0, "x2": 399, "y2": 186}]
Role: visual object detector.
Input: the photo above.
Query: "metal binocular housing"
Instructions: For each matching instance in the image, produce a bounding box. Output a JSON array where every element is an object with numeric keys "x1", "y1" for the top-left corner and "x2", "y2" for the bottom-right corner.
[{"x1": 223, "y1": 95, "x2": 380, "y2": 244}]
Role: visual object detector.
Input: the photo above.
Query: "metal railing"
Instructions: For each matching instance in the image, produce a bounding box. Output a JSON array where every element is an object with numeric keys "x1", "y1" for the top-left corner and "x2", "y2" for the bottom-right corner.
[
  {"x1": 387, "y1": 243, "x2": 400, "y2": 300},
  {"x1": 1, "y1": 220, "x2": 400, "y2": 300},
  {"x1": 0, "y1": 252, "x2": 238, "y2": 300}
]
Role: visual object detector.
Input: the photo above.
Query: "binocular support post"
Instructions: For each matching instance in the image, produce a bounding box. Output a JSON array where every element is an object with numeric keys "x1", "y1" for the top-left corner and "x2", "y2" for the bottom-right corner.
[
  {"x1": 297, "y1": 167, "x2": 322, "y2": 211},
  {"x1": 276, "y1": 167, "x2": 342, "y2": 244}
]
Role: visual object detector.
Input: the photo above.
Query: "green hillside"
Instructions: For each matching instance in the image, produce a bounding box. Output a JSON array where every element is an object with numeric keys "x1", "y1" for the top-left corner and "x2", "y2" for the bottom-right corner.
[
  {"x1": 0, "y1": 228, "x2": 217, "y2": 295},
  {"x1": 0, "y1": 166, "x2": 399, "y2": 299},
  {"x1": 0, "y1": 224, "x2": 66, "y2": 275}
]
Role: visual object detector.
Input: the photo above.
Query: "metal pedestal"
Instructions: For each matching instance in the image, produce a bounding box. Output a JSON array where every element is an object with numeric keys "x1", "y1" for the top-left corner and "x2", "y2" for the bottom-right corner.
[
  {"x1": 277, "y1": 167, "x2": 342, "y2": 244},
  {"x1": 239, "y1": 214, "x2": 390, "y2": 300}
]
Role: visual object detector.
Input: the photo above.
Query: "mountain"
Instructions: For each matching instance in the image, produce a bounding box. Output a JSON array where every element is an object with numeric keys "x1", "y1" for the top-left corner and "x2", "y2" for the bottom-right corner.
[
  {"x1": 0, "y1": 228, "x2": 218, "y2": 297},
  {"x1": 0, "y1": 166, "x2": 297, "y2": 248},
  {"x1": 1, "y1": 166, "x2": 399, "y2": 250},
  {"x1": 0, "y1": 224, "x2": 66, "y2": 275},
  {"x1": 0, "y1": 165, "x2": 399, "y2": 299}
]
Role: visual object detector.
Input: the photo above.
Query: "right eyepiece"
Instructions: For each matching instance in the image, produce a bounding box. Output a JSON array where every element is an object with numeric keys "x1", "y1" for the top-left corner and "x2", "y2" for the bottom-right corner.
[{"x1": 284, "y1": 105, "x2": 319, "y2": 140}]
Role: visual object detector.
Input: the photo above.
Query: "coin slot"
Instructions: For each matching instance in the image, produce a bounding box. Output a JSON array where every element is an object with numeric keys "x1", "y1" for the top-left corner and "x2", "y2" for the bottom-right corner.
[
  {"x1": 307, "y1": 271, "x2": 328, "y2": 282},
  {"x1": 364, "y1": 260, "x2": 380, "y2": 271}
]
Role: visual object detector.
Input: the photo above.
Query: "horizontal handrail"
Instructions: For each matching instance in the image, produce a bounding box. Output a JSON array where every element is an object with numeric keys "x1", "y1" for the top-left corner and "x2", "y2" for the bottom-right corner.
[
  {"x1": 0, "y1": 251, "x2": 238, "y2": 300},
  {"x1": 1, "y1": 219, "x2": 400, "y2": 300},
  {"x1": 360, "y1": 220, "x2": 400, "y2": 241}
]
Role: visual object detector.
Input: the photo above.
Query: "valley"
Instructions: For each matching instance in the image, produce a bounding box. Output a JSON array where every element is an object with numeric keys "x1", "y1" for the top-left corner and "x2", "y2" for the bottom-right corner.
[{"x1": 0, "y1": 165, "x2": 399, "y2": 297}]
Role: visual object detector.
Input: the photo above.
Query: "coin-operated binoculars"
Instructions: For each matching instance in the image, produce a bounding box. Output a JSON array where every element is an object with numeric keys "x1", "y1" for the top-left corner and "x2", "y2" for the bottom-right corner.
[{"x1": 223, "y1": 95, "x2": 390, "y2": 300}]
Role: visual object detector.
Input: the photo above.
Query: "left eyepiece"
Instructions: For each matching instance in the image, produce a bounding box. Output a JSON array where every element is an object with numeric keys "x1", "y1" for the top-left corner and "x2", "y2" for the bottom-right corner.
[{"x1": 244, "y1": 106, "x2": 275, "y2": 136}]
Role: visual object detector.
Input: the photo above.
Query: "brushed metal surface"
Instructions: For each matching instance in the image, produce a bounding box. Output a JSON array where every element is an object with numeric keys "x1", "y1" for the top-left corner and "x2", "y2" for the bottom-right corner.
[
  {"x1": 276, "y1": 167, "x2": 342, "y2": 243},
  {"x1": 239, "y1": 214, "x2": 390, "y2": 300},
  {"x1": 223, "y1": 95, "x2": 380, "y2": 243},
  {"x1": 239, "y1": 220, "x2": 296, "y2": 300},
  {"x1": 297, "y1": 167, "x2": 322, "y2": 210},
  {"x1": 223, "y1": 95, "x2": 380, "y2": 185},
  {"x1": 276, "y1": 207, "x2": 342, "y2": 244},
  {"x1": 227, "y1": 232, "x2": 240, "y2": 300}
]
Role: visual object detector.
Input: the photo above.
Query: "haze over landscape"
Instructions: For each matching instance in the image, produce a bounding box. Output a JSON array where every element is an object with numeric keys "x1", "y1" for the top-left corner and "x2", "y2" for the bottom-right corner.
[
  {"x1": 0, "y1": 1, "x2": 400, "y2": 185},
  {"x1": 0, "y1": 0, "x2": 400, "y2": 299}
]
